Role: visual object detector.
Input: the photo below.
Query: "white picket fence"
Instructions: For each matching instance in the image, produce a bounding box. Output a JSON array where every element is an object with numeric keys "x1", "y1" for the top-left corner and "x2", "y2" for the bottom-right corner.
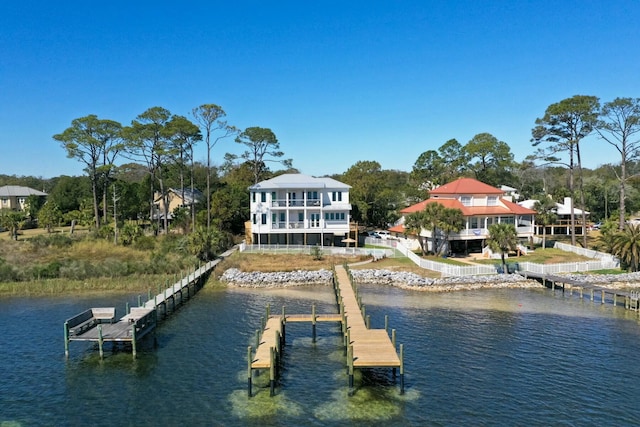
[
  {"x1": 366, "y1": 238, "x2": 620, "y2": 277},
  {"x1": 238, "y1": 242, "x2": 393, "y2": 258},
  {"x1": 238, "y1": 239, "x2": 620, "y2": 277}
]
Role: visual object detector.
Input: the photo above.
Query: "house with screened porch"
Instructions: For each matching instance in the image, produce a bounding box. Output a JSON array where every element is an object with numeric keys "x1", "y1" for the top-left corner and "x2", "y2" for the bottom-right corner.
[{"x1": 389, "y1": 177, "x2": 536, "y2": 254}]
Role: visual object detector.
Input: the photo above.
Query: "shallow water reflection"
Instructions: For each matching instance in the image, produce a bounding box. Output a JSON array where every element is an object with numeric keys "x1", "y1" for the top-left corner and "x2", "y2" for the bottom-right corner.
[{"x1": 2, "y1": 285, "x2": 640, "y2": 426}]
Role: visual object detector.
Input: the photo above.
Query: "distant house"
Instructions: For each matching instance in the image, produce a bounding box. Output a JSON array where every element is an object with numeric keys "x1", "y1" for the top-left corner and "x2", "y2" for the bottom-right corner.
[
  {"x1": 518, "y1": 197, "x2": 589, "y2": 236},
  {"x1": 248, "y1": 173, "x2": 352, "y2": 246},
  {"x1": 153, "y1": 188, "x2": 203, "y2": 220},
  {"x1": 389, "y1": 178, "x2": 536, "y2": 254},
  {"x1": 0, "y1": 185, "x2": 47, "y2": 211}
]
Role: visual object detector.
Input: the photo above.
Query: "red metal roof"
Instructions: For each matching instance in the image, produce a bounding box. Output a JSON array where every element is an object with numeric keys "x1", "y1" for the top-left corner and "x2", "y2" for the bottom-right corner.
[
  {"x1": 429, "y1": 177, "x2": 504, "y2": 195},
  {"x1": 400, "y1": 196, "x2": 535, "y2": 217}
]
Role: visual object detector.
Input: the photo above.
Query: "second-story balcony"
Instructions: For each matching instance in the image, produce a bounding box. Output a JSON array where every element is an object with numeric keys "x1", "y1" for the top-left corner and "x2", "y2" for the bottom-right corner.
[{"x1": 271, "y1": 199, "x2": 322, "y2": 207}]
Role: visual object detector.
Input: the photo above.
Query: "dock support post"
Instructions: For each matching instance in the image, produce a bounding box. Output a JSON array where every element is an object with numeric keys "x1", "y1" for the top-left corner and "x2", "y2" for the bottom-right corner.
[
  {"x1": 269, "y1": 347, "x2": 276, "y2": 397},
  {"x1": 614, "y1": 294, "x2": 617, "y2": 307},
  {"x1": 366, "y1": 315, "x2": 370, "y2": 329},
  {"x1": 98, "y1": 325, "x2": 104, "y2": 359},
  {"x1": 147, "y1": 289, "x2": 151, "y2": 302},
  {"x1": 282, "y1": 306, "x2": 286, "y2": 342},
  {"x1": 591, "y1": 289, "x2": 594, "y2": 301},
  {"x1": 348, "y1": 344, "x2": 354, "y2": 391},
  {"x1": 602, "y1": 290, "x2": 606, "y2": 304},
  {"x1": 64, "y1": 322, "x2": 70, "y2": 358},
  {"x1": 131, "y1": 324, "x2": 137, "y2": 359},
  {"x1": 266, "y1": 303, "x2": 271, "y2": 319},
  {"x1": 362, "y1": 304, "x2": 366, "y2": 320},
  {"x1": 138, "y1": 294, "x2": 142, "y2": 307},
  {"x1": 247, "y1": 346, "x2": 252, "y2": 397},
  {"x1": 312, "y1": 303, "x2": 316, "y2": 343},
  {"x1": 392, "y1": 328, "x2": 397, "y2": 349},
  {"x1": 400, "y1": 343, "x2": 405, "y2": 395},
  {"x1": 385, "y1": 315, "x2": 388, "y2": 333},
  {"x1": 255, "y1": 329, "x2": 260, "y2": 349},
  {"x1": 126, "y1": 302, "x2": 130, "y2": 315}
]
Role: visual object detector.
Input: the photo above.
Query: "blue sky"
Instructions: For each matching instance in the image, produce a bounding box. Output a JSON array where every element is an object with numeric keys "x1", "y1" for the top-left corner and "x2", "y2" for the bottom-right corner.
[{"x1": 2, "y1": 1, "x2": 639, "y2": 179}]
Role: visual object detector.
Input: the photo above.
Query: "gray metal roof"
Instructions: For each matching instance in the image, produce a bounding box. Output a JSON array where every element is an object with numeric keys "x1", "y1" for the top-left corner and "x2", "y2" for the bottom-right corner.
[
  {"x1": 249, "y1": 174, "x2": 351, "y2": 190},
  {"x1": 0, "y1": 185, "x2": 47, "y2": 197}
]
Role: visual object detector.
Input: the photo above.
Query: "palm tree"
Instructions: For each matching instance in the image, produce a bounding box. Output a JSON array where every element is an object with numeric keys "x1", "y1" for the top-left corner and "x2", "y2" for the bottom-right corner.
[
  {"x1": 487, "y1": 223, "x2": 519, "y2": 273},
  {"x1": 423, "y1": 202, "x2": 445, "y2": 255},
  {"x1": 438, "y1": 208, "x2": 465, "y2": 255},
  {"x1": 611, "y1": 224, "x2": 640, "y2": 272},
  {"x1": 404, "y1": 211, "x2": 428, "y2": 255},
  {"x1": 533, "y1": 196, "x2": 557, "y2": 250}
]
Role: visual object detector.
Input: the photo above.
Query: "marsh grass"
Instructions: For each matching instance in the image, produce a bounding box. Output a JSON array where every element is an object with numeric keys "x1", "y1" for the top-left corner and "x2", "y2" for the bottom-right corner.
[{"x1": 0, "y1": 274, "x2": 177, "y2": 296}]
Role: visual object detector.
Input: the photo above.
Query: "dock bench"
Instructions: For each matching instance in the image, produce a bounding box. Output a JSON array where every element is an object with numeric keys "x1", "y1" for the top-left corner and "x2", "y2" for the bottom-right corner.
[{"x1": 66, "y1": 307, "x2": 116, "y2": 337}]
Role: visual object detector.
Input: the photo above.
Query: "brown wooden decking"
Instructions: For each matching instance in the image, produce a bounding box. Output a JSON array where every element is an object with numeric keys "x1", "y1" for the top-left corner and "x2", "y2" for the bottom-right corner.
[
  {"x1": 248, "y1": 264, "x2": 404, "y2": 397},
  {"x1": 521, "y1": 271, "x2": 640, "y2": 310},
  {"x1": 64, "y1": 252, "x2": 233, "y2": 358},
  {"x1": 334, "y1": 265, "x2": 402, "y2": 370}
]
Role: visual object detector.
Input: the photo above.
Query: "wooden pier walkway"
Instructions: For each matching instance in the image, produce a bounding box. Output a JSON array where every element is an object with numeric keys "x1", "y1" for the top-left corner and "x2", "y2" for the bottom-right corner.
[
  {"x1": 247, "y1": 265, "x2": 404, "y2": 397},
  {"x1": 64, "y1": 248, "x2": 236, "y2": 358},
  {"x1": 520, "y1": 271, "x2": 640, "y2": 311}
]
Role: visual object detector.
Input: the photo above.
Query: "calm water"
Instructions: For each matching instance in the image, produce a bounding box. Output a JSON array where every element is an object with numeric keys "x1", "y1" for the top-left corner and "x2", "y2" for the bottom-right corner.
[{"x1": 2, "y1": 284, "x2": 640, "y2": 426}]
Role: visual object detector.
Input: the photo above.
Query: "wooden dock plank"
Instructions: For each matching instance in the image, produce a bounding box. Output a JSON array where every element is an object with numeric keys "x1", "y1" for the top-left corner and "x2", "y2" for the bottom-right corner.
[{"x1": 251, "y1": 317, "x2": 283, "y2": 369}]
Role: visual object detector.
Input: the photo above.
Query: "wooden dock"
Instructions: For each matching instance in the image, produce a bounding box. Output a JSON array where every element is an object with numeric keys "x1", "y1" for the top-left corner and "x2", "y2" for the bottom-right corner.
[
  {"x1": 247, "y1": 265, "x2": 403, "y2": 397},
  {"x1": 520, "y1": 271, "x2": 640, "y2": 311},
  {"x1": 64, "y1": 248, "x2": 236, "y2": 358}
]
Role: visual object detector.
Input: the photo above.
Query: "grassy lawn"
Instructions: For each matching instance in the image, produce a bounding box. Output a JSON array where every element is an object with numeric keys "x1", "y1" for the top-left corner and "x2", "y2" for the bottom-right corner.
[
  {"x1": 473, "y1": 247, "x2": 593, "y2": 265},
  {"x1": 348, "y1": 256, "x2": 441, "y2": 278}
]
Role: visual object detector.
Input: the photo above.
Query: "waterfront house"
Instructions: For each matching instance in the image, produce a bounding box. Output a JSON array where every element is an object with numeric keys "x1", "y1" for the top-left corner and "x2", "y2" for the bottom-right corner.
[
  {"x1": 248, "y1": 174, "x2": 351, "y2": 246},
  {"x1": 153, "y1": 188, "x2": 203, "y2": 220},
  {"x1": 389, "y1": 177, "x2": 536, "y2": 254},
  {"x1": 0, "y1": 185, "x2": 47, "y2": 211},
  {"x1": 518, "y1": 197, "x2": 589, "y2": 236}
]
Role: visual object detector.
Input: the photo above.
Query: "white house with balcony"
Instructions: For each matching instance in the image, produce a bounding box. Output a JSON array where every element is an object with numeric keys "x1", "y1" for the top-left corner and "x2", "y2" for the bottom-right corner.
[
  {"x1": 248, "y1": 174, "x2": 352, "y2": 246},
  {"x1": 389, "y1": 177, "x2": 536, "y2": 254}
]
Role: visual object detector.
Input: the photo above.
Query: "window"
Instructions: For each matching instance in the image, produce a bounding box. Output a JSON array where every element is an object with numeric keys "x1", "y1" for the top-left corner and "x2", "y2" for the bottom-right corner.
[
  {"x1": 252, "y1": 214, "x2": 257, "y2": 224},
  {"x1": 251, "y1": 192, "x2": 256, "y2": 203},
  {"x1": 486, "y1": 217, "x2": 494, "y2": 227},
  {"x1": 500, "y1": 216, "x2": 515, "y2": 225},
  {"x1": 271, "y1": 192, "x2": 276, "y2": 202},
  {"x1": 470, "y1": 217, "x2": 479, "y2": 228},
  {"x1": 261, "y1": 192, "x2": 266, "y2": 202},
  {"x1": 272, "y1": 213, "x2": 276, "y2": 224},
  {"x1": 307, "y1": 191, "x2": 318, "y2": 199},
  {"x1": 298, "y1": 212, "x2": 304, "y2": 222},
  {"x1": 325, "y1": 213, "x2": 329, "y2": 220},
  {"x1": 340, "y1": 213, "x2": 345, "y2": 220},
  {"x1": 261, "y1": 214, "x2": 267, "y2": 224},
  {"x1": 488, "y1": 196, "x2": 498, "y2": 206},
  {"x1": 279, "y1": 212, "x2": 285, "y2": 222},
  {"x1": 330, "y1": 213, "x2": 335, "y2": 220},
  {"x1": 332, "y1": 191, "x2": 342, "y2": 202},
  {"x1": 461, "y1": 196, "x2": 472, "y2": 206}
]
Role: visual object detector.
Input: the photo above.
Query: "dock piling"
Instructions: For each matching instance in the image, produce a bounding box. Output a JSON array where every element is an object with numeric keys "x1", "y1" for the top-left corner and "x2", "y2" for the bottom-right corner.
[
  {"x1": 98, "y1": 325, "x2": 104, "y2": 359},
  {"x1": 64, "y1": 322, "x2": 69, "y2": 358},
  {"x1": 247, "y1": 346, "x2": 252, "y2": 397},
  {"x1": 400, "y1": 343, "x2": 405, "y2": 395}
]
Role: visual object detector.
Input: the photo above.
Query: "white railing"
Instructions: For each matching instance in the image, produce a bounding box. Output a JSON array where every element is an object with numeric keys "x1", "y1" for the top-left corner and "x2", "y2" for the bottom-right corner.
[
  {"x1": 238, "y1": 239, "x2": 621, "y2": 277},
  {"x1": 518, "y1": 260, "x2": 619, "y2": 275},
  {"x1": 365, "y1": 237, "x2": 620, "y2": 276},
  {"x1": 239, "y1": 243, "x2": 393, "y2": 258}
]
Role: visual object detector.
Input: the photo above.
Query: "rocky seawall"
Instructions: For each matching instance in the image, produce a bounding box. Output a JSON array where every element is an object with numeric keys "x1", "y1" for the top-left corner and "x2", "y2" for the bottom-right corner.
[
  {"x1": 219, "y1": 267, "x2": 544, "y2": 291},
  {"x1": 350, "y1": 269, "x2": 544, "y2": 292},
  {"x1": 555, "y1": 271, "x2": 640, "y2": 289},
  {"x1": 220, "y1": 268, "x2": 333, "y2": 288}
]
